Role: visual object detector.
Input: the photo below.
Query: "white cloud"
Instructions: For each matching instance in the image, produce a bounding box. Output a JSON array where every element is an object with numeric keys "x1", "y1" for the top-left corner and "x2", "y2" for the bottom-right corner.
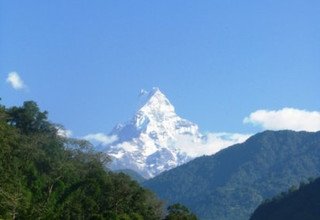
[
  {"x1": 244, "y1": 108, "x2": 320, "y2": 132},
  {"x1": 83, "y1": 133, "x2": 118, "y2": 146},
  {"x1": 176, "y1": 132, "x2": 252, "y2": 157},
  {"x1": 57, "y1": 128, "x2": 73, "y2": 138},
  {"x1": 6, "y1": 72, "x2": 26, "y2": 90}
]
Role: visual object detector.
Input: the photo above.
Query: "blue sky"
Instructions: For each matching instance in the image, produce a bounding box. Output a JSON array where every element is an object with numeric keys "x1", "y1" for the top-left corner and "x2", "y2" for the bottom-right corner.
[{"x1": 1, "y1": 1, "x2": 320, "y2": 137}]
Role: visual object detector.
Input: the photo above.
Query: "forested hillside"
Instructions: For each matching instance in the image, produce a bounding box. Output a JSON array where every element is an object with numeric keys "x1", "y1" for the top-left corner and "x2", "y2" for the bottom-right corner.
[
  {"x1": 116, "y1": 169, "x2": 146, "y2": 183},
  {"x1": 144, "y1": 130, "x2": 320, "y2": 220},
  {"x1": 250, "y1": 177, "x2": 320, "y2": 220},
  {"x1": 0, "y1": 101, "x2": 164, "y2": 219}
]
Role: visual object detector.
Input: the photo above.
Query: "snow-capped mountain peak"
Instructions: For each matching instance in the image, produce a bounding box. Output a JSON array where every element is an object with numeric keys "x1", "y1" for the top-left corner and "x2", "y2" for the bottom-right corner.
[
  {"x1": 134, "y1": 88, "x2": 176, "y2": 130},
  {"x1": 103, "y1": 88, "x2": 203, "y2": 178},
  {"x1": 140, "y1": 87, "x2": 174, "y2": 111}
]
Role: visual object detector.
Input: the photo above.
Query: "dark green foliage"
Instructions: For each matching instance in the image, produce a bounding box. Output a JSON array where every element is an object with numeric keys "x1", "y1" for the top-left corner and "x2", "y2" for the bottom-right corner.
[
  {"x1": 6, "y1": 101, "x2": 55, "y2": 134},
  {"x1": 250, "y1": 177, "x2": 320, "y2": 220},
  {"x1": 144, "y1": 130, "x2": 320, "y2": 220},
  {"x1": 165, "y1": 203, "x2": 197, "y2": 220},
  {"x1": 0, "y1": 101, "x2": 164, "y2": 219}
]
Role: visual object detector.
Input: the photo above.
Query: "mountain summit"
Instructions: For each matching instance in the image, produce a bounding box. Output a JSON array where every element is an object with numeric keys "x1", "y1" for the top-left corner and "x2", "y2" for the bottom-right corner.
[{"x1": 102, "y1": 88, "x2": 203, "y2": 178}]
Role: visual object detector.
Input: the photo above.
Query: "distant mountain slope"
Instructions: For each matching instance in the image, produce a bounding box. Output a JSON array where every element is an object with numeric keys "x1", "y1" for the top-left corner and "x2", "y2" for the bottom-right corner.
[
  {"x1": 250, "y1": 177, "x2": 320, "y2": 220},
  {"x1": 144, "y1": 130, "x2": 320, "y2": 220},
  {"x1": 115, "y1": 169, "x2": 146, "y2": 183}
]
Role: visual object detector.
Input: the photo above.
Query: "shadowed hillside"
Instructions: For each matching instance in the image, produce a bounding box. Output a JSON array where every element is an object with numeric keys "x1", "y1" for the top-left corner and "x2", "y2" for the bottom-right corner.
[
  {"x1": 250, "y1": 177, "x2": 320, "y2": 220},
  {"x1": 144, "y1": 130, "x2": 320, "y2": 220}
]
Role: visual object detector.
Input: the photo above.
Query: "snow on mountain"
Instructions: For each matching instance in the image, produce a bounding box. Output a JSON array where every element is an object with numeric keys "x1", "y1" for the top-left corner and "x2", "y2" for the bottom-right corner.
[
  {"x1": 86, "y1": 88, "x2": 252, "y2": 178},
  {"x1": 101, "y1": 88, "x2": 204, "y2": 178}
]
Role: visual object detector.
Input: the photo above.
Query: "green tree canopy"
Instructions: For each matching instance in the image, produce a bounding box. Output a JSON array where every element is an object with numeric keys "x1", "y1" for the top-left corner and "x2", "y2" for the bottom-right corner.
[
  {"x1": 6, "y1": 101, "x2": 54, "y2": 134},
  {"x1": 0, "y1": 101, "x2": 164, "y2": 219},
  {"x1": 165, "y1": 203, "x2": 197, "y2": 220}
]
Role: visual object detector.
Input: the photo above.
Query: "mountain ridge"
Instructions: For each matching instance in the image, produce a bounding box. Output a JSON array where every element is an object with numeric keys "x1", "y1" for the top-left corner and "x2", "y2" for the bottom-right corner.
[
  {"x1": 250, "y1": 177, "x2": 320, "y2": 220},
  {"x1": 144, "y1": 130, "x2": 320, "y2": 220}
]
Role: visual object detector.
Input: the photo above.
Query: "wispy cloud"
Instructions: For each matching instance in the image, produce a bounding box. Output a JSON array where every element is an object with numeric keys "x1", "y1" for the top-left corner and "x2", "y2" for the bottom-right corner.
[
  {"x1": 83, "y1": 133, "x2": 118, "y2": 146},
  {"x1": 6, "y1": 72, "x2": 26, "y2": 90},
  {"x1": 244, "y1": 108, "x2": 320, "y2": 132},
  {"x1": 176, "y1": 132, "x2": 252, "y2": 157}
]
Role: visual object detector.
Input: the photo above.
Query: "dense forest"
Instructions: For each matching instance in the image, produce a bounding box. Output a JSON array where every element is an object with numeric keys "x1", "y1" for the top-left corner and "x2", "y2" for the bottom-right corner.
[
  {"x1": 0, "y1": 101, "x2": 196, "y2": 219},
  {"x1": 250, "y1": 177, "x2": 320, "y2": 220},
  {"x1": 144, "y1": 130, "x2": 320, "y2": 220}
]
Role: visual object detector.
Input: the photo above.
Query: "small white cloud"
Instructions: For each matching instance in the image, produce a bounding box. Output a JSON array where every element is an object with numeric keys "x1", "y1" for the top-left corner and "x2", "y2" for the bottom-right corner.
[
  {"x1": 57, "y1": 128, "x2": 73, "y2": 138},
  {"x1": 244, "y1": 108, "x2": 320, "y2": 132},
  {"x1": 6, "y1": 72, "x2": 26, "y2": 90},
  {"x1": 176, "y1": 132, "x2": 252, "y2": 157},
  {"x1": 83, "y1": 133, "x2": 118, "y2": 146}
]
